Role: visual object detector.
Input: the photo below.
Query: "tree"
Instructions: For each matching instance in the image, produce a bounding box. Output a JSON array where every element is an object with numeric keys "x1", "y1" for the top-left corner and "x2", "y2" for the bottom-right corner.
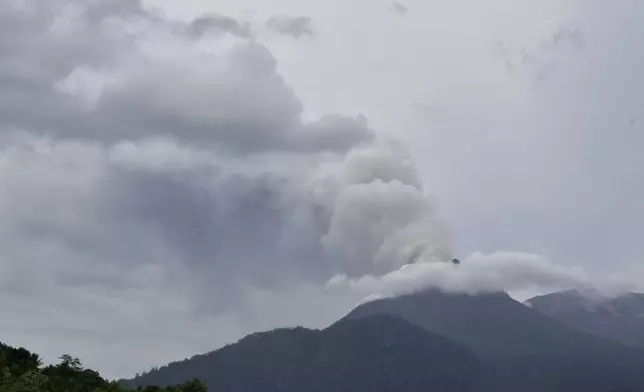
[
  {"x1": 0, "y1": 341, "x2": 207, "y2": 392},
  {"x1": 179, "y1": 379, "x2": 207, "y2": 392},
  {"x1": 59, "y1": 354, "x2": 83, "y2": 371},
  {"x1": 2, "y1": 370, "x2": 48, "y2": 392}
]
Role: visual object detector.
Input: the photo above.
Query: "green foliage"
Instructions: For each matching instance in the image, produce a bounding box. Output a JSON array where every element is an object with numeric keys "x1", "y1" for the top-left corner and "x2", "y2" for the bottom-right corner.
[{"x1": 0, "y1": 343, "x2": 207, "y2": 392}]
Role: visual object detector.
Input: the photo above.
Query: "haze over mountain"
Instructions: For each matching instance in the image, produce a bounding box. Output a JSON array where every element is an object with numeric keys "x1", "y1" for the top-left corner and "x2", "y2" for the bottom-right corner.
[{"x1": 527, "y1": 290, "x2": 644, "y2": 349}]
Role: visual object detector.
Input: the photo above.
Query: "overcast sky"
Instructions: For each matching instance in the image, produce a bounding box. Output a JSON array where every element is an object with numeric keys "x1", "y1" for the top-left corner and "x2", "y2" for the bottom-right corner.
[{"x1": 2, "y1": 0, "x2": 644, "y2": 380}]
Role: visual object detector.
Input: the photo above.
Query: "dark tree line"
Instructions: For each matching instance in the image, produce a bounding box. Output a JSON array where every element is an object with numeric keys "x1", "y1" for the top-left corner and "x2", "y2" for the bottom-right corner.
[{"x1": 0, "y1": 342, "x2": 206, "y2": 392}]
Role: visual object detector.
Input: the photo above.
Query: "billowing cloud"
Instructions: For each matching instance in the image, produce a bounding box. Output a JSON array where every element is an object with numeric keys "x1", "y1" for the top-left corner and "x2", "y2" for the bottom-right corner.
[
  {"x1": 0, "y1": 0, "x2": 448, "y2": 377},
  {"x1": 1, "y1": 0, "x2": 364, "y2": 152}
]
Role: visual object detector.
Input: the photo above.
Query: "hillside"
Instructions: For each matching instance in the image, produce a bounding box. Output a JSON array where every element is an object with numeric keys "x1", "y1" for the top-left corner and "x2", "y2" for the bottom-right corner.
[
  {"x1": 344, "y1": 290, "x2": 639, "y2": 358},
  {"x1": 343, "y1": 289, "x2": 644, "y2": 392},
  {"x1": 526, "y1": 290, "x2": 644, "y2": 348},
  {"x1": 122, "y1": 314, "x2": 481, "y2": 392}
]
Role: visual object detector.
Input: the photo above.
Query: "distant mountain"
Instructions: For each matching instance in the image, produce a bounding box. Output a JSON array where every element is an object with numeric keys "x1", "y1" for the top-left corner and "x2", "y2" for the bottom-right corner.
[
  {"x1": 344, "y1": 289, "x2": 644, "y2": 392},
  {"x1": 122, "y1": 314, "x2": 481, "y2": 392},
  {"x1": 526, "y1": 290, "x2": 644, "y2": 348}
]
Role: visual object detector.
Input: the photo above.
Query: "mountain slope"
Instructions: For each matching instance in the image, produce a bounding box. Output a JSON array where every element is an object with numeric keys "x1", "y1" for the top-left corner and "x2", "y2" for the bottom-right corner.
[
  {"x1": 344, "y1": 290, "x2": 633, "y2": 358},
  {"x1": 122, "y1": 314, "x2": 481, "y2": 392},
  {"x1": 344, "y1": 289, "x2": 644, "y2": 392},
  {"x1": 526, "y1": 290, "x2": 644, "y2": 348},
  {"x1": 124, "y1": 289, "x2": 644, "y2": 392}
]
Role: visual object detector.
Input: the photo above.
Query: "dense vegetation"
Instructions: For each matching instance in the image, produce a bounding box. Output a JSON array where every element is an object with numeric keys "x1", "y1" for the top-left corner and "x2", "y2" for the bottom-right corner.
[{"x1": 0, "y1": 342, "x2": 206, "y2": 392}]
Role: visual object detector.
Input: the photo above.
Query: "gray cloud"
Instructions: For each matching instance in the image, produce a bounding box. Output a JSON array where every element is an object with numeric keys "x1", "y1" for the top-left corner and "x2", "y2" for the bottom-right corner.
[
  {"x1": 0, "y1": 0, "x2": 448, "y2": 377},
  {"x1": 266, "y1": 15, "x2": 314, "y2": 38},
  {"x1": 0, "y1": 1, "x2": 364, "y2": 152}
]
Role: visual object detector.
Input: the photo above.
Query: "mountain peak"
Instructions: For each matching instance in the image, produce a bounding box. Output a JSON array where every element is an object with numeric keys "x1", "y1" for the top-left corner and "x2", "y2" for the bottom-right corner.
[{"x1": 345, "y1": 288, "x2": 598, "y2": 358}]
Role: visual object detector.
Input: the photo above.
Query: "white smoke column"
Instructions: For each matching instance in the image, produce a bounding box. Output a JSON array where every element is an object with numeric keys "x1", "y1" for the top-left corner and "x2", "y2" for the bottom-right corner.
[{"x1": 312, "y1": 141, "x2": 453, "y2": 277}]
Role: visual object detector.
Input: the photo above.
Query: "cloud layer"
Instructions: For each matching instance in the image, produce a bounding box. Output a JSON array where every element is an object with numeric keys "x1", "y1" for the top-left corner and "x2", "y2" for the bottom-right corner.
[
  {"x1": 0, "y1": 0, "x2": 453, "y2": 377},
  {"x1": 327, "y1": 252, "x2": 593, "y2": 301},
  {"x1": 0, "y1": 0, "x2": 447, "y2": 289}
]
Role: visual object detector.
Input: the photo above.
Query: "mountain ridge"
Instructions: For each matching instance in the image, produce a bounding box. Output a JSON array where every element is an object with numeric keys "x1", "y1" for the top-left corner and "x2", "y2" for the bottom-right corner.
[
  {"x1": 343, "y1": 289, "x2": 643, "y2": 358},
  {"x1": 526, "y1": 290, "x2": 644, "y2": 349},
  {"x1": 123, "y1": 289, "x2": 644, "y2": 392},
  {"x1": 121, "y1": 314, "x2": 480, "y2": 392}
]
